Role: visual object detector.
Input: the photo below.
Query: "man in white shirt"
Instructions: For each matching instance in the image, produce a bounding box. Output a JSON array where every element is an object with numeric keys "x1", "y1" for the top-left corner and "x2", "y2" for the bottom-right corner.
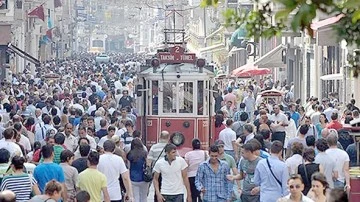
[
  {"x1": 97, "y1": 140, "x2": 133, "y2": 202},
  {"x1": 326, "y1": 132, "x2": 350, "y2": 192},
  {"x1": 98, "y1": 126, "x2": 116, "y2": 149},
  {"x1": 34, "y1": 115, "x2": 56, "y2": 143},
  {"x1": 0, "y1": 128, "x2": 23, "y2": 158},
  {"x1": 324, "y1": 103, "x2": 338, "y2": 122},
  {"x1": 243, "y1": 124, "x2": 255, "y2": 144},
  {"x1": 153, "y1": 143, "x2": 192, "y2": 202},
  {"x1": 285, "y1": 142, "x2": 304, "y2": 175},
  {"x1": 63, "y1": 123, "x2": 77, "y2": 152},
  {"x1": 219, "y1": 119, "x2": 238, "y2": 161},
  {"x1": 311, "y1": 105, "x2": 323, "y2": 126},
  {"x1": 77, "y1": 126, "x2": 96, "y2": 150},
  {"x1": 270, "y1": 105, "x2": 289, "y2": 146},
  {"x1": 13, "y1": 123, "x2": 31, "y2": 153},
  {"x1": 243, "y1": 91, "x2": 256, "y2": 121}
]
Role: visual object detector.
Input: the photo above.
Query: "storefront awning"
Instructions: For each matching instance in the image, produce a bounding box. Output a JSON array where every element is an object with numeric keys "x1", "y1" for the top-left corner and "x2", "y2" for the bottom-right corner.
[
  {"x1": 254, "y1": 44, "x2": 286, "y2": 68},
  {"x1": 7, "y1": 43, "x2": 40, "y2": 66},
  {"x1": 311, "y1": 15, "x2": 344, "y2": 46},
  {"x1": 320, "y1": 73, "x2": 343, "y2": 81},
  {"x1": 311, "y1": 15, "x2": 344, "y2": 30}
]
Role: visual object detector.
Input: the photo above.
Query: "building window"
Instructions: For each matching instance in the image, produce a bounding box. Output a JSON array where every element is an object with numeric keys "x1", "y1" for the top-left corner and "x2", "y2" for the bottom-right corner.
[
  {"x1": 16, "y1": 0, "x2": 22, "y2": 9},
  {"x1": 0, "y1": 0, "x2": 8, "y2": 9}
]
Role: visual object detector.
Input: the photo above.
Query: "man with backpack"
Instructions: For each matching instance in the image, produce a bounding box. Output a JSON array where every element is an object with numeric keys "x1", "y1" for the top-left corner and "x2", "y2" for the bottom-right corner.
[{"x1": 232, "y1": 112, "x2": 248, "y2": 139}]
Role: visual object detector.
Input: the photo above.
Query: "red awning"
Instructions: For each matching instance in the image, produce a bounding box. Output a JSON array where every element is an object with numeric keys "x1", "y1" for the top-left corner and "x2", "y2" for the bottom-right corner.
[
  {"x1": 231, "y1": 63, "x2": 255, "y2": 75},
  {"x1": 311, "y1": 14, "x2": 344, "y2": 30}
]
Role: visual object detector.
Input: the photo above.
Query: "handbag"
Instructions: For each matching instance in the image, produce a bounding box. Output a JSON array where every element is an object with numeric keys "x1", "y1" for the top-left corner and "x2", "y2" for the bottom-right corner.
[{"x1": 143, "y1": 147, "x2": 165, "y2": 182}]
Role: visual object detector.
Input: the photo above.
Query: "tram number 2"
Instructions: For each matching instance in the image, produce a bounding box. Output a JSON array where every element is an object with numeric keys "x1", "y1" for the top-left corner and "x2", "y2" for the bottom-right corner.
[
  {"x1": 174, "y1": 46, "x2": 180, "y2": 53},
  {"x1": 147, "y1": 120, "x2": 152, "y2": 126}
]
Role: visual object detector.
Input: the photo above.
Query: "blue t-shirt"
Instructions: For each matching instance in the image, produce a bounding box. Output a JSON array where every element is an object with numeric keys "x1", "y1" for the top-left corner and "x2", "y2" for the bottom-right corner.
[
  {"x1": 291, "y1": 112, "x2": 301, "y2": 127},
  {"x1": 128, "y1": 157, "x2": 145, "y2": 182},
  {"x1": 33, "y1": 162, "x2": 65, "y2": 193}
]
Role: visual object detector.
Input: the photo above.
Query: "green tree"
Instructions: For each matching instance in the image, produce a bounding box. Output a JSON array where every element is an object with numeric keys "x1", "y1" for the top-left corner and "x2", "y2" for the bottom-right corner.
[{"x1": 202, "y1": 0, "x2": 360, "y2": 76}]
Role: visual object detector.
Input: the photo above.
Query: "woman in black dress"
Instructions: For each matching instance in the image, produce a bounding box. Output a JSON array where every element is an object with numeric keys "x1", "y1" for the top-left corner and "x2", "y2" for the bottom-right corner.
[{"x1": 298, "y1": 147, "x2": 324, "y2": 195}]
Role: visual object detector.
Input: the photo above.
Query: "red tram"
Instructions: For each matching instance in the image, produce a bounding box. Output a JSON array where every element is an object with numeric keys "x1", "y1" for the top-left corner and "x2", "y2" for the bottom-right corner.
[{"x1": 136, "y1": 46, "x2": 215, "y2": 156}]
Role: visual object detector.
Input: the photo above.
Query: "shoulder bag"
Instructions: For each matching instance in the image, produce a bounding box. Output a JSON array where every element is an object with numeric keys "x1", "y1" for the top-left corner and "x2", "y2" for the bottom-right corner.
[
  {"x1": 266, "y1": 158, "x2": 282, "y2": 187},
  {"x1": 143, "y1": 147, "x2": 165, "y2": 182}
]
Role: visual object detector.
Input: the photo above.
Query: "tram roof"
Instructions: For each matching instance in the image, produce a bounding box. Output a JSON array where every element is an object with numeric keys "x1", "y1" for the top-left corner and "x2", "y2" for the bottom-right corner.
[{"x1": 139, "y1": 63, "x2": 215, "y2": 76}]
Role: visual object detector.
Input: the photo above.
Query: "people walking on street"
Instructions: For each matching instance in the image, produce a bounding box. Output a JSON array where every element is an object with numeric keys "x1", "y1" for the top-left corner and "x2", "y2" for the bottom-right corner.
[
  {"x1": 254, "y1": 141, "x2": 289, "y2": 202},
  {"x1": 185, "y1": 138, "x2": 208, "y2": 202},
  {"x1": 97, "y1": 140, "x2": 133, "y2": 202},
  {"x1": 77, "y1": 151, "x2": 111, "y2": 202},
  {"x1": 195, "y1": 145, "x2": 232, "y2": 202},
  {"x1": 153, "y1": 143, "x2": 192, "y2": 202}
]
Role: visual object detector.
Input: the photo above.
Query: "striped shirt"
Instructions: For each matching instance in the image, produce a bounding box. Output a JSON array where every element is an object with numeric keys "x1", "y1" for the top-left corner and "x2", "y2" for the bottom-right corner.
[
  {"x1": 0, "y1": 174, "x2": 37, "y2": 201},
  {"x1": 147, "y1": 142, "x2": 167, "y2": 162}
]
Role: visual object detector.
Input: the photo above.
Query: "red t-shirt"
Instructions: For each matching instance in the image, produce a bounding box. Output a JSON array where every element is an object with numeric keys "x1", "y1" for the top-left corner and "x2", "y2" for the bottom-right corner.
[
  {"x1": 326, "y1": 121, "x2": 343, "y2": 131},
  {"x1": 214, "y1": 124, "x2": 226, "y2": 141}
]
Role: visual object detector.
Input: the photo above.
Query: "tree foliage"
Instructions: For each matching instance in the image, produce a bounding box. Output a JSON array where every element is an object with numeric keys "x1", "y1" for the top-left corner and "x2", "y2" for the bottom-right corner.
[{"x1": 202, "y1": 0, "x2": 360, "y2": 76}]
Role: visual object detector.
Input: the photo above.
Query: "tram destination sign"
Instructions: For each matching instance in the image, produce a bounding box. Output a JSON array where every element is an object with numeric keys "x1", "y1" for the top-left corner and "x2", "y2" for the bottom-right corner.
[{"x1": 158, "y1": 46, "x2": 196, "y2": 64}]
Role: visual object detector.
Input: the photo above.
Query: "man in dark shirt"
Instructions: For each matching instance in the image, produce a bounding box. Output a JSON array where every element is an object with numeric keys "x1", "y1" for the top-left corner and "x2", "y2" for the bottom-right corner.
[
  {"x1": 72, "y1": 144, "x2": 90, "y2": 173},
  {"x1": 119, "y1": 90, "x2": 133, "y2": 109},
  {"x1": 96, "y1": 119, "x2": 108, "y2": 139}
]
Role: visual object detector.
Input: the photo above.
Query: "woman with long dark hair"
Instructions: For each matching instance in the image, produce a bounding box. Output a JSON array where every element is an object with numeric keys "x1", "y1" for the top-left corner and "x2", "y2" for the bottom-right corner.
[
  {"x1": 298, "y1": 148, "x2": 324, "y2": 195},
  {"x1": 316, "y1": 113, "x2": 328, "y2": 138},
  {"x1": 214, "y1": 114, "x2": 225, "y2": 141},
  {"x1": 127, "y1": 138, "x2": 148, "y2": 202}
]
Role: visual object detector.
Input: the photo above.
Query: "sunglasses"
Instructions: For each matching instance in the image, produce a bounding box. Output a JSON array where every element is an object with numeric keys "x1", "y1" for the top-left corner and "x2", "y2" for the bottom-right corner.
[{"x1": 289, "y1": 184, "x2": 301, "y2": 189}]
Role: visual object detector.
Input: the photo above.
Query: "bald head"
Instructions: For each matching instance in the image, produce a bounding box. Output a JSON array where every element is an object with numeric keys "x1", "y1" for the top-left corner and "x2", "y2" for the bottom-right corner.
[
  {"x1": 159, "y1": 131, "x2": 170, "y2": 143},
  {"x1": 321, "y1": 128, "x2": 329, "y2": 138},
  {"x1": 0, "y1": 190, "x2": 16, "y2": 202}
]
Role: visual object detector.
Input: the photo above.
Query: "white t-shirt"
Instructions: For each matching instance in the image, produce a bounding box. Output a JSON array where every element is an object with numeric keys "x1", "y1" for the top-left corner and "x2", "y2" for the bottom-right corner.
[
  {"x1": 153, "y1": 156, "x2": 188, "y2": 195},
  {"x1": 97, "y1": 153, "x2": 128, "y2": 200},
  {"x1": 219, "y1": 128, "x2": 236, "y2": 151},
  {"x1": 97, "y1": 136, "x2": 112, "y2": 148},
  {"x1": 270, "y1": 113, "x2": 288, "y2": 132},
  {"x1": 19, "y1": 134, "x2": 31, "y2": 152},
  {"x1": 0, "y1": 139, "x2": 23, "y2": 158},
  {"x1": 326, "y1": 148, "x2": 350, "y2": 183},
  {"x1": 285, "y1": 154, "x2": 303, "y2": 175}
]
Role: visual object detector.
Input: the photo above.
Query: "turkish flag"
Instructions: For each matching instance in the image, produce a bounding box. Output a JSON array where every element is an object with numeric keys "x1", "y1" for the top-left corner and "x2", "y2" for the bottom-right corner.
[
  {"x1": 46, "y1": 28, "x2": 54, "y2": 40},
  {"x1": 28, "y1": 5, "x2": 45, "y2": 21}
]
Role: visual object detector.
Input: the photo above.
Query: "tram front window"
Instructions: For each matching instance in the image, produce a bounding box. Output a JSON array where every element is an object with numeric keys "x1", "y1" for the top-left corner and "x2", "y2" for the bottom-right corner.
[
  {"x1": 152, "y1": 81, "x2": 158, "y2": 115},
  {"x1": 180, "y1": 82, "x2": 193, "y2": 114},
  {"x1": 163, "y1": 82, "x2": 176, "y2": 113},
  {"x1": 198, "y1": 81, "x2": 204, "y2": 115}
]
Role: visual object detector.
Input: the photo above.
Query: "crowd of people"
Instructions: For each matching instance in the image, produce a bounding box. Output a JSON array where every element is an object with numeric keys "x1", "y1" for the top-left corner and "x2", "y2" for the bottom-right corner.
[
  {"x1": 191, "y1": 79, "x2": 357, "y2": 202},
  {"x1": 0, "y1": 51, "x2": 357, "y2": 202},
  {"x1": 0, "y1": 53, "x2": 149, "y2": 202}
]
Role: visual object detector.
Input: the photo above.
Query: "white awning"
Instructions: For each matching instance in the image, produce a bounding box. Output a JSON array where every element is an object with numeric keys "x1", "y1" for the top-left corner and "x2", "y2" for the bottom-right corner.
[
  {"x1": 320, "y1": 73, "x2": 343, "y2": 81},
  {"x1": 254, "y1": 44, "x2": 286, "y2": 68},
  {"x1": 228, "y1": 46, "x2": 245, "y2": 57}
]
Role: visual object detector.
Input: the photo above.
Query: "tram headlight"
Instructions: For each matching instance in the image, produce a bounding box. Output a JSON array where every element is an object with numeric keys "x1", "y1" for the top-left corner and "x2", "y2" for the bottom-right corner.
[
  {"x1": 170, "y1": 132, "x2": 185, "y2": 147},
  {"x1": 196, "y1": 59, "x2": 206, "y2": 68},
  {"x1": 151, "y1": 59, "x2": 160, "y2": 68}
]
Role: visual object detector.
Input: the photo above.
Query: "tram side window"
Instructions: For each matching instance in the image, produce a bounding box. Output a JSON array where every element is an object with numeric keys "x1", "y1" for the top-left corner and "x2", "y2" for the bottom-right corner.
[
  {"x1": 180, "y1": 82, "x2": 193, "y2": 114},
  {"x1": 152, "y1": 81, "x2": 158, "y2": 115},
  {"x1": 163, "y1": 82, "x2": 176, "y2": 113},
  {"x1": 198, "y1": 81, "x2": 204, "y2": 115}
]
